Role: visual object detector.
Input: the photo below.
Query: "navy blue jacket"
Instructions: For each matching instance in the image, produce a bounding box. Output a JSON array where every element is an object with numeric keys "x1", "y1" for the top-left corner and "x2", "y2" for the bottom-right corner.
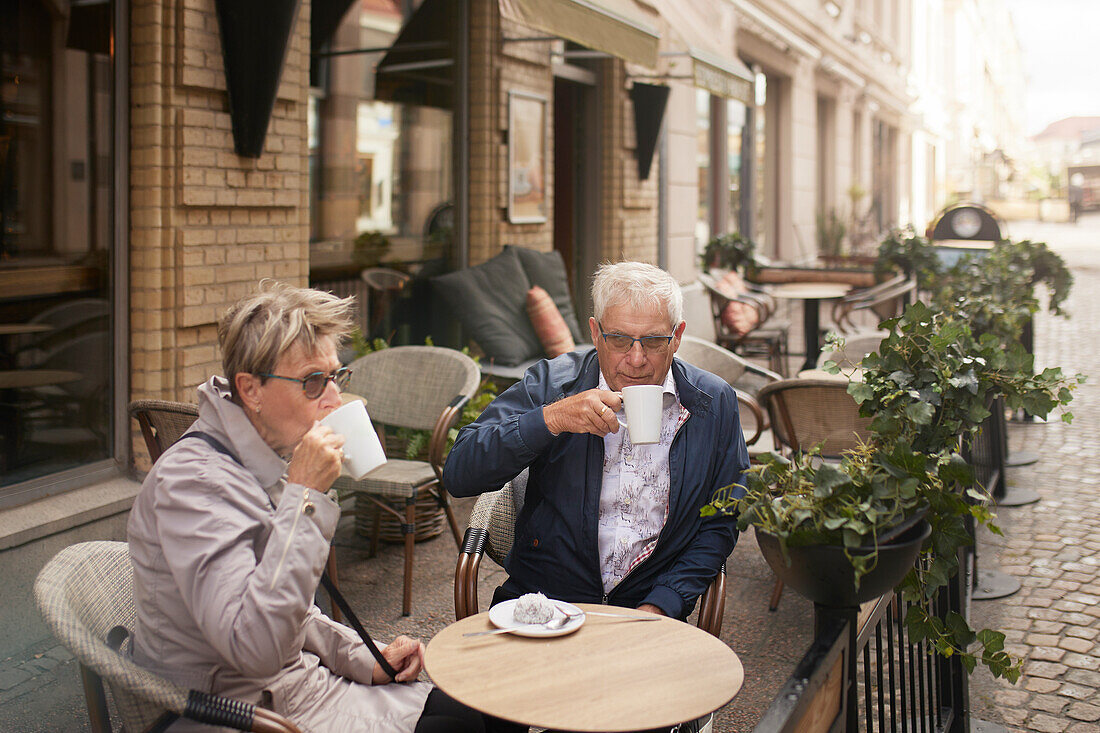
[{"x1": 444, "y1": 349, "x2": 748, "y2": 619}]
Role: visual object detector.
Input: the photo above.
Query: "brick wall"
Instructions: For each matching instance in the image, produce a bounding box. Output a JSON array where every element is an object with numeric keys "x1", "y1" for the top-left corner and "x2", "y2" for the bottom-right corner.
[
  {"x1": 466, "y1": 0, "x2": 658, "y2": 267},
  {"x1": 130, "y1": 0, "x2": 311, "y2": 466}
]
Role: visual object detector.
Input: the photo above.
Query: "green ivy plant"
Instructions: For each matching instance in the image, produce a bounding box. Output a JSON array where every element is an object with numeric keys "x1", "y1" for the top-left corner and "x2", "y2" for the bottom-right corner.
[
  {"x1": 706, "y1": 301, "x2": 1081, "y2": 681},
  {"x1": 875, "y1": 228, "x2": 943, "y2": 289}
]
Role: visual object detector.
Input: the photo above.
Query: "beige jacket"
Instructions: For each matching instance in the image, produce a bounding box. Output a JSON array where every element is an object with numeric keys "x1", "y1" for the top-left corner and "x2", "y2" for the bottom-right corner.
[{"x1": 127, "y1": 377, "x2": 431, "y2": 732}]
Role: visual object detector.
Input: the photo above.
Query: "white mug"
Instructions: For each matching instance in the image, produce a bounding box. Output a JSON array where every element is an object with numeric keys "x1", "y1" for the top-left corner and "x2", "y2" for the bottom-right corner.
[
  {"x1": 616, "y1": 384, "x2": 664, "y2": 444},
  {"x1": 320, "y1": 400, "x2": 387, "y2": 480}
]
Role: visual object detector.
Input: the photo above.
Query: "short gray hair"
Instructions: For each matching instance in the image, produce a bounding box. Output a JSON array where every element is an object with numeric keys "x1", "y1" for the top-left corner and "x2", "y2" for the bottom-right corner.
[
  {"x1": 218, "y1": 280, "x2": 356, "y2": 400},
  {"x1": 591, "y1": 261, "x2": 683, "y2": 328}
]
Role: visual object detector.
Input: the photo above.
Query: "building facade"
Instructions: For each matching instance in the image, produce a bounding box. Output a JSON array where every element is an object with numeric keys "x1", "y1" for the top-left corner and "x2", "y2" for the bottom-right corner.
[{"x1": 2, "y1": 0, "x2": 1017, "y2": 655}]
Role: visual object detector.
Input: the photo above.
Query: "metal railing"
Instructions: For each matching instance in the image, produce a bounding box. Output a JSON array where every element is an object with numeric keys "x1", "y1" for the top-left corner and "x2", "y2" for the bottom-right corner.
[{"x1": 752, "y1": 409, "x2": 1005, "y2": 733}]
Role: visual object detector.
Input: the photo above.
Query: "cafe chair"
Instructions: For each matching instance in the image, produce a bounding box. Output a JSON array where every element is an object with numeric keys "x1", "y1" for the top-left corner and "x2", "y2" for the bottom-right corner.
[
  {"x1": 828, "y1": 274, "x2": 915, "y2": 335},
  {"x1": 34, "y1": 541, "x2": 303, "y2": 733},
  {"x1": 453, "y1": 474, "x2": 728, "y2": 638},
  {"x1": 756, "y1": 378, "x2": 873, "y2": 609},
  {"x1": 698, "y1": 272, "x2": 790, "y2": 376},
  {"x1": 336, "y1": 346, "x2": 481, "y2": 616},
  {"x1": 816, "y1": 330, "x2": 889, "y2": 371},
  {"x1": 675, "y1": 335, "x2": 782, "y2": 462},
  {"x1": 128, "y1": 399, "x2": 200, "y2": 462},
  {"x1": 756, "y1": 378, "x2": 872, "y2": 461},
  {"x1": 128, "y1": 398, "x2": 344, "y2": 623},
  {"x1": 360, "y1": 267, "x2": 411, "y2": 340}
]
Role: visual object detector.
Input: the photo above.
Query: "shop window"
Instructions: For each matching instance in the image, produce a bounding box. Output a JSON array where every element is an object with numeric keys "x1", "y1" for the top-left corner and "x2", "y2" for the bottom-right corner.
[
  {"x1": 309, "y1": 1, "x2": 457, "y2": 347},
  {"x1": 0, "y1": 0, "x2": 116, "y2": 502}
]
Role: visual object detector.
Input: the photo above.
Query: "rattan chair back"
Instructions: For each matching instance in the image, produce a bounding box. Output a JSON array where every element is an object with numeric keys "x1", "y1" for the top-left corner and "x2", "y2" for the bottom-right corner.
[
  {"x1": 344, "y1": 346, "x2": 480, "y2": 433},
  {"x1": 34, "y1": 541, "x2": 188, "y2": 732},
  {"x1": 129, "y1": 399, "x2": 200, "y2": 462},
  {"x1": 757, "y1": 378, "x2": 872, "y2": 458},
  {"x1": 817, "y1": 330, "x2": 889, "y2": 371}
]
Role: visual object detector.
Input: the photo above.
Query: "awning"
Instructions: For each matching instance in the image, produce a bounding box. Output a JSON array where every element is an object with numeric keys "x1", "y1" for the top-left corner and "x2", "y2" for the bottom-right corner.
[
  {"x1": 374, "y1": 0, "x2": 455, "y2": 110},
  {"x1": 499, "y1": 0, "x2": 660, "y2": 68},
  {"x1": 652, "y1": 0, "x2": 754, "y2": 104}
]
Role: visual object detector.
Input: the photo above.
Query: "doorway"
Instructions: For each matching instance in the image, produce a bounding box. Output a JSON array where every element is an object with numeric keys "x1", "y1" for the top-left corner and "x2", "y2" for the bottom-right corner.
[{"x1": 553, "y1": 75, "x2": 598, "y2": 322}]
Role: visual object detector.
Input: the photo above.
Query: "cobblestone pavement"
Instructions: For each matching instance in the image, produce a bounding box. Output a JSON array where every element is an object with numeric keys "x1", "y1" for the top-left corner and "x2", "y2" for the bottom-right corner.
[
  {"x1": 967, "y1": 215, "x2": 1100, "y2": 733},
  {"x1": 1, "y1": 216, "x2": 1096, "y2": 732}
]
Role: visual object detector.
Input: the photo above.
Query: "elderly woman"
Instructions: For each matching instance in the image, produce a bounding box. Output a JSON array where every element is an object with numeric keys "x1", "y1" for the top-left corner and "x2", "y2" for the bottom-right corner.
[{"x1": 128, "y1": 282, "x2": 501, "y2": 733}]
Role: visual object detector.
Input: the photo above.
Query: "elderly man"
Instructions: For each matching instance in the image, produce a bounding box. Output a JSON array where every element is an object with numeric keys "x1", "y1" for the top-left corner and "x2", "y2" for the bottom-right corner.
[{"x1": 445, "y1": 261, "x2": 748, "y2": 620}]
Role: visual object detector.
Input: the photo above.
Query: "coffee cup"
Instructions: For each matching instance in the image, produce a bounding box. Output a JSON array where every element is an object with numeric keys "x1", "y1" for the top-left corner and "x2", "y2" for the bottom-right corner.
[
  {"x1": 616, "y1": 384, "x2": 664, "y2": 444},
  {"x1": 320, "y1": 400, "x2": 387, "y2": 480}
]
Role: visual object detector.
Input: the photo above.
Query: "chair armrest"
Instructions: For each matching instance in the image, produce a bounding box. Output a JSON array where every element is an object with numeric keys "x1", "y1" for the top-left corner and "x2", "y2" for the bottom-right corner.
[
  {"x1": 696, "y1": 564, "x2": 726, "y2": 638},
  {"x1": 455, "y1": 527, "x2": 488, "y2": 619},
  {"x1": 736, "y1": 391, "x2": 767, "y2": 447},
  {"x1": 185, "y1": 690, "x2": 302, "y2": 733},
  {"x1": 428, "y1": 394, "x2": 471, "y2": 481},
  {"x1": 742, "y1": 361, "x2": 784, "y2": 384}
]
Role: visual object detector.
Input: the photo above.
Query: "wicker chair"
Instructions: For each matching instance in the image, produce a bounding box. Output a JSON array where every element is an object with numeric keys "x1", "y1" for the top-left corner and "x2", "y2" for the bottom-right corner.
[
  {"x1": 829, "y1": 274, "x2": 915, "y2": 334},
  {"x1": 755, "y1": 378, "x2": 873, "y2": 610},
  {"x1": 336, "y1": 346, "x2": 481, "y2": 615},
  {"x1": 756, "y1": 378, "x2": 873, "y2": 460},
  {"x1": 129, "y1": 399, "x2": 344, "y2": 622},
  {"x1": 128, "y1": 399, "x2": 200, "y2": 462},
  {"x1": 816, "y1": 330, "x2": 889, "y2": 371},
  {"x1": 34, "y1": 541, "x2": 302, "y2": 733},
  {"x1": 675, "y1": 335, "x2": 782, "y2": 461},
  {"x1": 454, "y1": 475, "x2": 727, "y2": 638},
  {"x1": 698, "y1": 272, "x2": 790, "y2": 376}
]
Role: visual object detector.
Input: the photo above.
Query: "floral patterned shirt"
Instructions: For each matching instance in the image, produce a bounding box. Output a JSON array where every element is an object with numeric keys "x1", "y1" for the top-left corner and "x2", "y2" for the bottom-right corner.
[{"x1": 597, "y1": 370, "x2": 689, "y2": 594}]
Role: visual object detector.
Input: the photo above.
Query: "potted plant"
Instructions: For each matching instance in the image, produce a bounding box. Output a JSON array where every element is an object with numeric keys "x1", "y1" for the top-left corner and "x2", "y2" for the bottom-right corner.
[
  {"x1": 815, "y1": 208, "x2": 847, "y2": 263},
  {"x1": 701, "y1": 232, "x2": 757, "y2": 275},
  {"x1": 706, "y1": 301, "x2": 1081, "y2": 679}
]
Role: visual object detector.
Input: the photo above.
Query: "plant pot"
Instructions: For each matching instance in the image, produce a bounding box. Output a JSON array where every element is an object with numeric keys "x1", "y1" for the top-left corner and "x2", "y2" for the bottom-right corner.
[{"x1": 755, "y1": 519, "x2": 931, "y2": 608}]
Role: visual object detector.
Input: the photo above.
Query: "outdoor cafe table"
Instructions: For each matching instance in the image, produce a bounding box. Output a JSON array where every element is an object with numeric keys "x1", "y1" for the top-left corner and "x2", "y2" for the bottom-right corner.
[
  {"x1": 424, "y1": 603, "x2": 744, "y2": 732},
  {"x1": 767, "y1": 281, "x2": 852, "y2": 372}
]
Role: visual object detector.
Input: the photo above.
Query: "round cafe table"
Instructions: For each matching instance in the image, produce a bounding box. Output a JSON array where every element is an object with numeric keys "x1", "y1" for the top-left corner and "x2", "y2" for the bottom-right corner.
[
  {"x1": 767, "y1": 282, "x2": 852, "y2": 372},
  {"x1": 424, "y1": 604, "x2": 744, "y2": 732}
]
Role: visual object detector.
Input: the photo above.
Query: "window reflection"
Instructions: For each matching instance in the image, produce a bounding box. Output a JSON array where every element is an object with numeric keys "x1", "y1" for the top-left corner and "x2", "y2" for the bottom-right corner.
[
  {"x1": 0, "y1": 0, "x2": 114, "y2": 491},
  {"x1": 310, "y1": 1, "x2": 455, "y2": 346}
]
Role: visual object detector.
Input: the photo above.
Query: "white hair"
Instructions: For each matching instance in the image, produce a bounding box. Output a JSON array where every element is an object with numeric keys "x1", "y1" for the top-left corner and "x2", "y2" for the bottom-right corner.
[{"x1": 590, "y1": 261, "x2": 683, "y2": 328}]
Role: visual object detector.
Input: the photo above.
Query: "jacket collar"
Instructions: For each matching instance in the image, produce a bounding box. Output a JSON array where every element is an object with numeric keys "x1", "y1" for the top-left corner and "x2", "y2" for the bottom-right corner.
[{"x1": 196, "y1": 376, "x2": 288, "y2": 489}]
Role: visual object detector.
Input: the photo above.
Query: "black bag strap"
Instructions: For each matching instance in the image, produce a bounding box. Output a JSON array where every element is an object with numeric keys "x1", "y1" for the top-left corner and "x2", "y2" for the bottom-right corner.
[{"x1": 182, "y1": 432, "x2": 401, "y2": 682}]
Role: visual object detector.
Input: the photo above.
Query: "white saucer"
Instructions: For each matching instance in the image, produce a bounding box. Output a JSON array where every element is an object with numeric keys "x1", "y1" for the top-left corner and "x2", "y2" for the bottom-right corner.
[{"x1": 488, "y1": 599, "x2": 586, "y2": 637}]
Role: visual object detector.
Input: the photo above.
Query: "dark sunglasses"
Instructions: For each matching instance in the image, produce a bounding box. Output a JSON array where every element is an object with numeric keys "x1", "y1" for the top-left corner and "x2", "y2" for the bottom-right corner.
[
  {"x1": 597, "y1": 321, "x2": 674, "y2": 354},
  {"x1": 260, "y1": 367, "x2": 351, "y2": 399}
]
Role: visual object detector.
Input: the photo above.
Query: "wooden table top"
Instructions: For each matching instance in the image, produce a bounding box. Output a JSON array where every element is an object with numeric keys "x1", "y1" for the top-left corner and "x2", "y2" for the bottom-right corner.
[
  {"x1": 0, "y1": 324, "x2": 51, "y2": 336},
  {"x1": 424, "y1": 604, "x2": 744, "y2": 732},
  {"x1": 767, "y1": 282, "x2": 852, "y2": 300},
  {"x1": 0, "y1": 370, "x2": 82, "y2": 389}
]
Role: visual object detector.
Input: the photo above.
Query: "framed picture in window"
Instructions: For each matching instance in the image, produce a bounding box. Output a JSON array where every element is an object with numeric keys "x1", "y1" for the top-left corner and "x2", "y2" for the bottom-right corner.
[{"x1": 507, "y1": 91, "x2": 548, "y2": 224}]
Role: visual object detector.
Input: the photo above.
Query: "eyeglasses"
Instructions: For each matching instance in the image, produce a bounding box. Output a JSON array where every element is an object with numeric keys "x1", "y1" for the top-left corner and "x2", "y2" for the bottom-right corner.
[
  {"x1": 597, "y1": 322, "x2": 674, "y2": 354},
  {"x1": 260, "y1": 367, "x2": 352, "y2": 399}
]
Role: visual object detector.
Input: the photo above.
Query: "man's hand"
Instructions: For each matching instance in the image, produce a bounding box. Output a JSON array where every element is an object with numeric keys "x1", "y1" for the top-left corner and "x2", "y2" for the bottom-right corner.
[
  {"x1": 637, "y1": 603, "x2": 666, "y2": 617},
  {"x1": 542, "y1": 389, "x2": 622, "y2": 436},
  {"x1": 372, "y1": 635, "x2": 425, "y2": 684},
  {"x1": 286, "y1": 423, "x2": 345, "y2": 492}
]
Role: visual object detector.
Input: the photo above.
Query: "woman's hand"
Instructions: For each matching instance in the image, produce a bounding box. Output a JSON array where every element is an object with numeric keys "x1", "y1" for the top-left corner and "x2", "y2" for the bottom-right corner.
[
  {"x1": 542, "y1": 389, "x2": 622, "y2": 436},
  {"x1": 372, "y1": 635, "x2": 425, "y2": 684},
  {"x1": 286, "y1": 422, "x2": 345, "y2": 492}
]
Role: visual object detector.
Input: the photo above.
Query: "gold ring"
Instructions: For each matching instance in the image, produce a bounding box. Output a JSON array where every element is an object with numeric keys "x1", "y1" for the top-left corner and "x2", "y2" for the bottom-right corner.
[{"x1": 600, "y1": 405, "x2": 608, "y2": 415}]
